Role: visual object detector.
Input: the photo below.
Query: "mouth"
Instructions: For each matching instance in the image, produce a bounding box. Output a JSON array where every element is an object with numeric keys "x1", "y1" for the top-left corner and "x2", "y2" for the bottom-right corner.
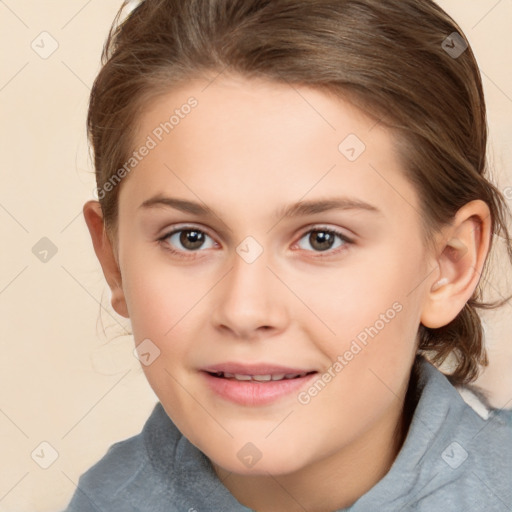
[
  {"x1": 205, "y1": 370, "x2": 317, "y2": 382},
  {"x1": 200, "y1": 363, "x2": 319, "y2": 406}
]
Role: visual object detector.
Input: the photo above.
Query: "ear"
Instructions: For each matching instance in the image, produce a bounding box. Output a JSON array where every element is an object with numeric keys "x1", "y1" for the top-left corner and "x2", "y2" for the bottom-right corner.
[
  {"x1": 83, "y1": 200, "x2": 130, "y2": 318},
  {"x1": 420, "y1": 200, "x2": 492, "y2": 329}
]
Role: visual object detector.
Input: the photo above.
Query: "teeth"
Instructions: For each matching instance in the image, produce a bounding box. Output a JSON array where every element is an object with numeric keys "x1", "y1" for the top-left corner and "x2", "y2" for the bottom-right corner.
[
  {"x1": 234, "y1": 374, "x2": 252, "y2": 381},
  {"x1": 252, "y1": 374, "x2": 272, "y2": 381},
  {"x1": 215, "y1": 372, "x2": 308, "y2": 381}
]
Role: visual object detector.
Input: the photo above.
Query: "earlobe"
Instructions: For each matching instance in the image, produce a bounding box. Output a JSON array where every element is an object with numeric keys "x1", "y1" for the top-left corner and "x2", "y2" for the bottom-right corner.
[
  {"x1": 83, "y1": 200, "x2": 130, "y2": 318},
  {"x1": 420, "y1": 200, "x2": 491, "y2": 329}
]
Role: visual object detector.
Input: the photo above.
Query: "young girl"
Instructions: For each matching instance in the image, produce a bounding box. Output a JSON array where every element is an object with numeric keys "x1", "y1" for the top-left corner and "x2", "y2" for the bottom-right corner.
[{"x1": 64, "y1": 0, "x2": 512, "y2": 510}]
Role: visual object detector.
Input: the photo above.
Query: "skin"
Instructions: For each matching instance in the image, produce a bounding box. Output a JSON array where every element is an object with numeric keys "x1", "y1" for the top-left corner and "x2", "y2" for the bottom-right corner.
[{"x1": 84, "y1": 73, "x2": 491, "y2": 512}]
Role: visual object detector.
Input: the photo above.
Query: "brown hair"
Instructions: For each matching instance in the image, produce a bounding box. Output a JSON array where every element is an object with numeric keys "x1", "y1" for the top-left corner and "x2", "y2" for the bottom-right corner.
[{"x1": 88, "y1": 0, "x2": 512, "y2": 385}]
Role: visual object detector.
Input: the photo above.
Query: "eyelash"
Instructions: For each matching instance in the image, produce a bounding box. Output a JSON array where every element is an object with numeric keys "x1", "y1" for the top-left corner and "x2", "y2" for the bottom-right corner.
[{"x1": 157, "y1": 225, "x2": 354, "y2": 259}]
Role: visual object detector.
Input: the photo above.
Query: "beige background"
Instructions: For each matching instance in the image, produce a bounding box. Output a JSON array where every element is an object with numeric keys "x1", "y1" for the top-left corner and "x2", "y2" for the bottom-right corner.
[{"x1": 0, "y1": 1, "x2": 511, "y2": 510}]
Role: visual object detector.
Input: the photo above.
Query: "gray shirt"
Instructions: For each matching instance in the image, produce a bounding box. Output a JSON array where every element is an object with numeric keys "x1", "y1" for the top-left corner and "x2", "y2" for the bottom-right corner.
[{"x1": 63, "y1": 357, "x2": 512, "y2": 511}]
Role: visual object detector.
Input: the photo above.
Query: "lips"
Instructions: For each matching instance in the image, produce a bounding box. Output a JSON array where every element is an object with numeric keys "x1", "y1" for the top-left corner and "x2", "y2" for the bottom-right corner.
[{"x1": 200, "y1": 362, "x2": 318, "y2": 406}]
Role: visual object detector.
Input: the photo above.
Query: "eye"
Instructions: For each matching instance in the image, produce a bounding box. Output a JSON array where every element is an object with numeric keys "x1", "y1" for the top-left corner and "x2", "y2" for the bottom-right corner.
[
  {"x1": 158, "y1": 226, "x2": 216, "y2": 257},
  {"x1": 295, "y1": 227, "x2": 353, "y2": 256},
  {"x1": 157, "y1": 225, "x2": 354, "y2": 259}
]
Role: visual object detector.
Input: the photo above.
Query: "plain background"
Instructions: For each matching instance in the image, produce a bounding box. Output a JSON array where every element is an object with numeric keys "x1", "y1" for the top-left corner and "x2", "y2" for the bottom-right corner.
[{"x1": 0, "y1": 1, "x2": 511, "y2": 510}]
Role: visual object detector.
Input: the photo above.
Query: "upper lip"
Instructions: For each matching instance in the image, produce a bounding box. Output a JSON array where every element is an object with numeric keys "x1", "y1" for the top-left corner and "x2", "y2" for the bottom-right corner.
[{"x1": 201, "y1": 362, "x2": 317, "y2": 375}]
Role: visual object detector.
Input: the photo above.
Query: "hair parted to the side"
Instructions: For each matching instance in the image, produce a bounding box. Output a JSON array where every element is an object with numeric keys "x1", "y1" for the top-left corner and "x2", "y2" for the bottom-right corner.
[{"x1": 87, "y1": 0, "x2": 512, "y2": 385}]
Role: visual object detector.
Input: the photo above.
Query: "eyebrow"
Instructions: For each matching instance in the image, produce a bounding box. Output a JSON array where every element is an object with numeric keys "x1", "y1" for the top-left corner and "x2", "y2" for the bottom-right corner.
[{"x1": 139, "y1": 195, "x2": 382, "y2": 219}]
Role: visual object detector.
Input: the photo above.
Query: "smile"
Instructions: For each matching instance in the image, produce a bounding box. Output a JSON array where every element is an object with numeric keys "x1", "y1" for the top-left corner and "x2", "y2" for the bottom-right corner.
[{"x1": 201, "y1": 366, "x2": 318, "y2": 406}]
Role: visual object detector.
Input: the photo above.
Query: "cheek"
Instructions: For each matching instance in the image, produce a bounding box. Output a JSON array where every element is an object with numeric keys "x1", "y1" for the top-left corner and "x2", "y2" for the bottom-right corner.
[
  {"x1": 295, "y1": 248, "x2": 420, "y2": 341},
  {"x1": 304, "y1": 302, "x2": 417, "y2": 429},
  {"x1": 121, "y1": 249, "x2": 199, "y2": 340},
  {"x1": 124, "y1": 278, "x2": 173, "y2": 340},
  {"x1": 298, "y1": 248, "x2": 423, "y2": 396}
]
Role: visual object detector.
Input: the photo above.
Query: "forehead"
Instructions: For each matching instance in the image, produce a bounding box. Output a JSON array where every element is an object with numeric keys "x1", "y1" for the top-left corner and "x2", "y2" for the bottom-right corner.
[{"x1": 122, "y1": 74, "x2": 420, "y2": 224}]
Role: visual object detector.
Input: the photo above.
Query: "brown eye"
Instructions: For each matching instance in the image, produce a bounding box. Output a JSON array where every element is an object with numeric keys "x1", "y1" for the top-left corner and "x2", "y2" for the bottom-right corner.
[
  {"x1": 178, "y1": 229, "x2": 206, "y2": 250},
  {"x1": 308, "y1": 230, "x2": 336, "y2": 251},
  {"x1": 296, "y1": 227, "x2": 352, "y2": 254},
  {"x1": 160, "y1": 227, "x2": 216, "y2": 254}
]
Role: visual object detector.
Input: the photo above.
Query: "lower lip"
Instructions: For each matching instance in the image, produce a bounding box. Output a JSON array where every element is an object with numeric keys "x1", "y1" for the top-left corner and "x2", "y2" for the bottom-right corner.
[{"x1": 201, "y1": 371, "x2": 318, "y2": 406}]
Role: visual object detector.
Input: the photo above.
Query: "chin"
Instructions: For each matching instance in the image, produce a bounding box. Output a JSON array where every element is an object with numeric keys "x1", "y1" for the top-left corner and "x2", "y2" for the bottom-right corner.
[{"x1": 205, "y1": 444, "x2": 309, "y2": 477}]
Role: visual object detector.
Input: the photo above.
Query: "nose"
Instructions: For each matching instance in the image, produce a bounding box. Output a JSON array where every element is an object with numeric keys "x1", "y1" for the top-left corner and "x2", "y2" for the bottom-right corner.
[{"x1": 210, "y1": 246, "x2": 289, "y2": 340}]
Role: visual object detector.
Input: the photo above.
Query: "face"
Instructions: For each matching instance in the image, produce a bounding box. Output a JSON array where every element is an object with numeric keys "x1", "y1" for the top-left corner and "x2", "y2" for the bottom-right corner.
[{"x1": 113, "y1": 74, "x2": 433, "y2": 476}]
